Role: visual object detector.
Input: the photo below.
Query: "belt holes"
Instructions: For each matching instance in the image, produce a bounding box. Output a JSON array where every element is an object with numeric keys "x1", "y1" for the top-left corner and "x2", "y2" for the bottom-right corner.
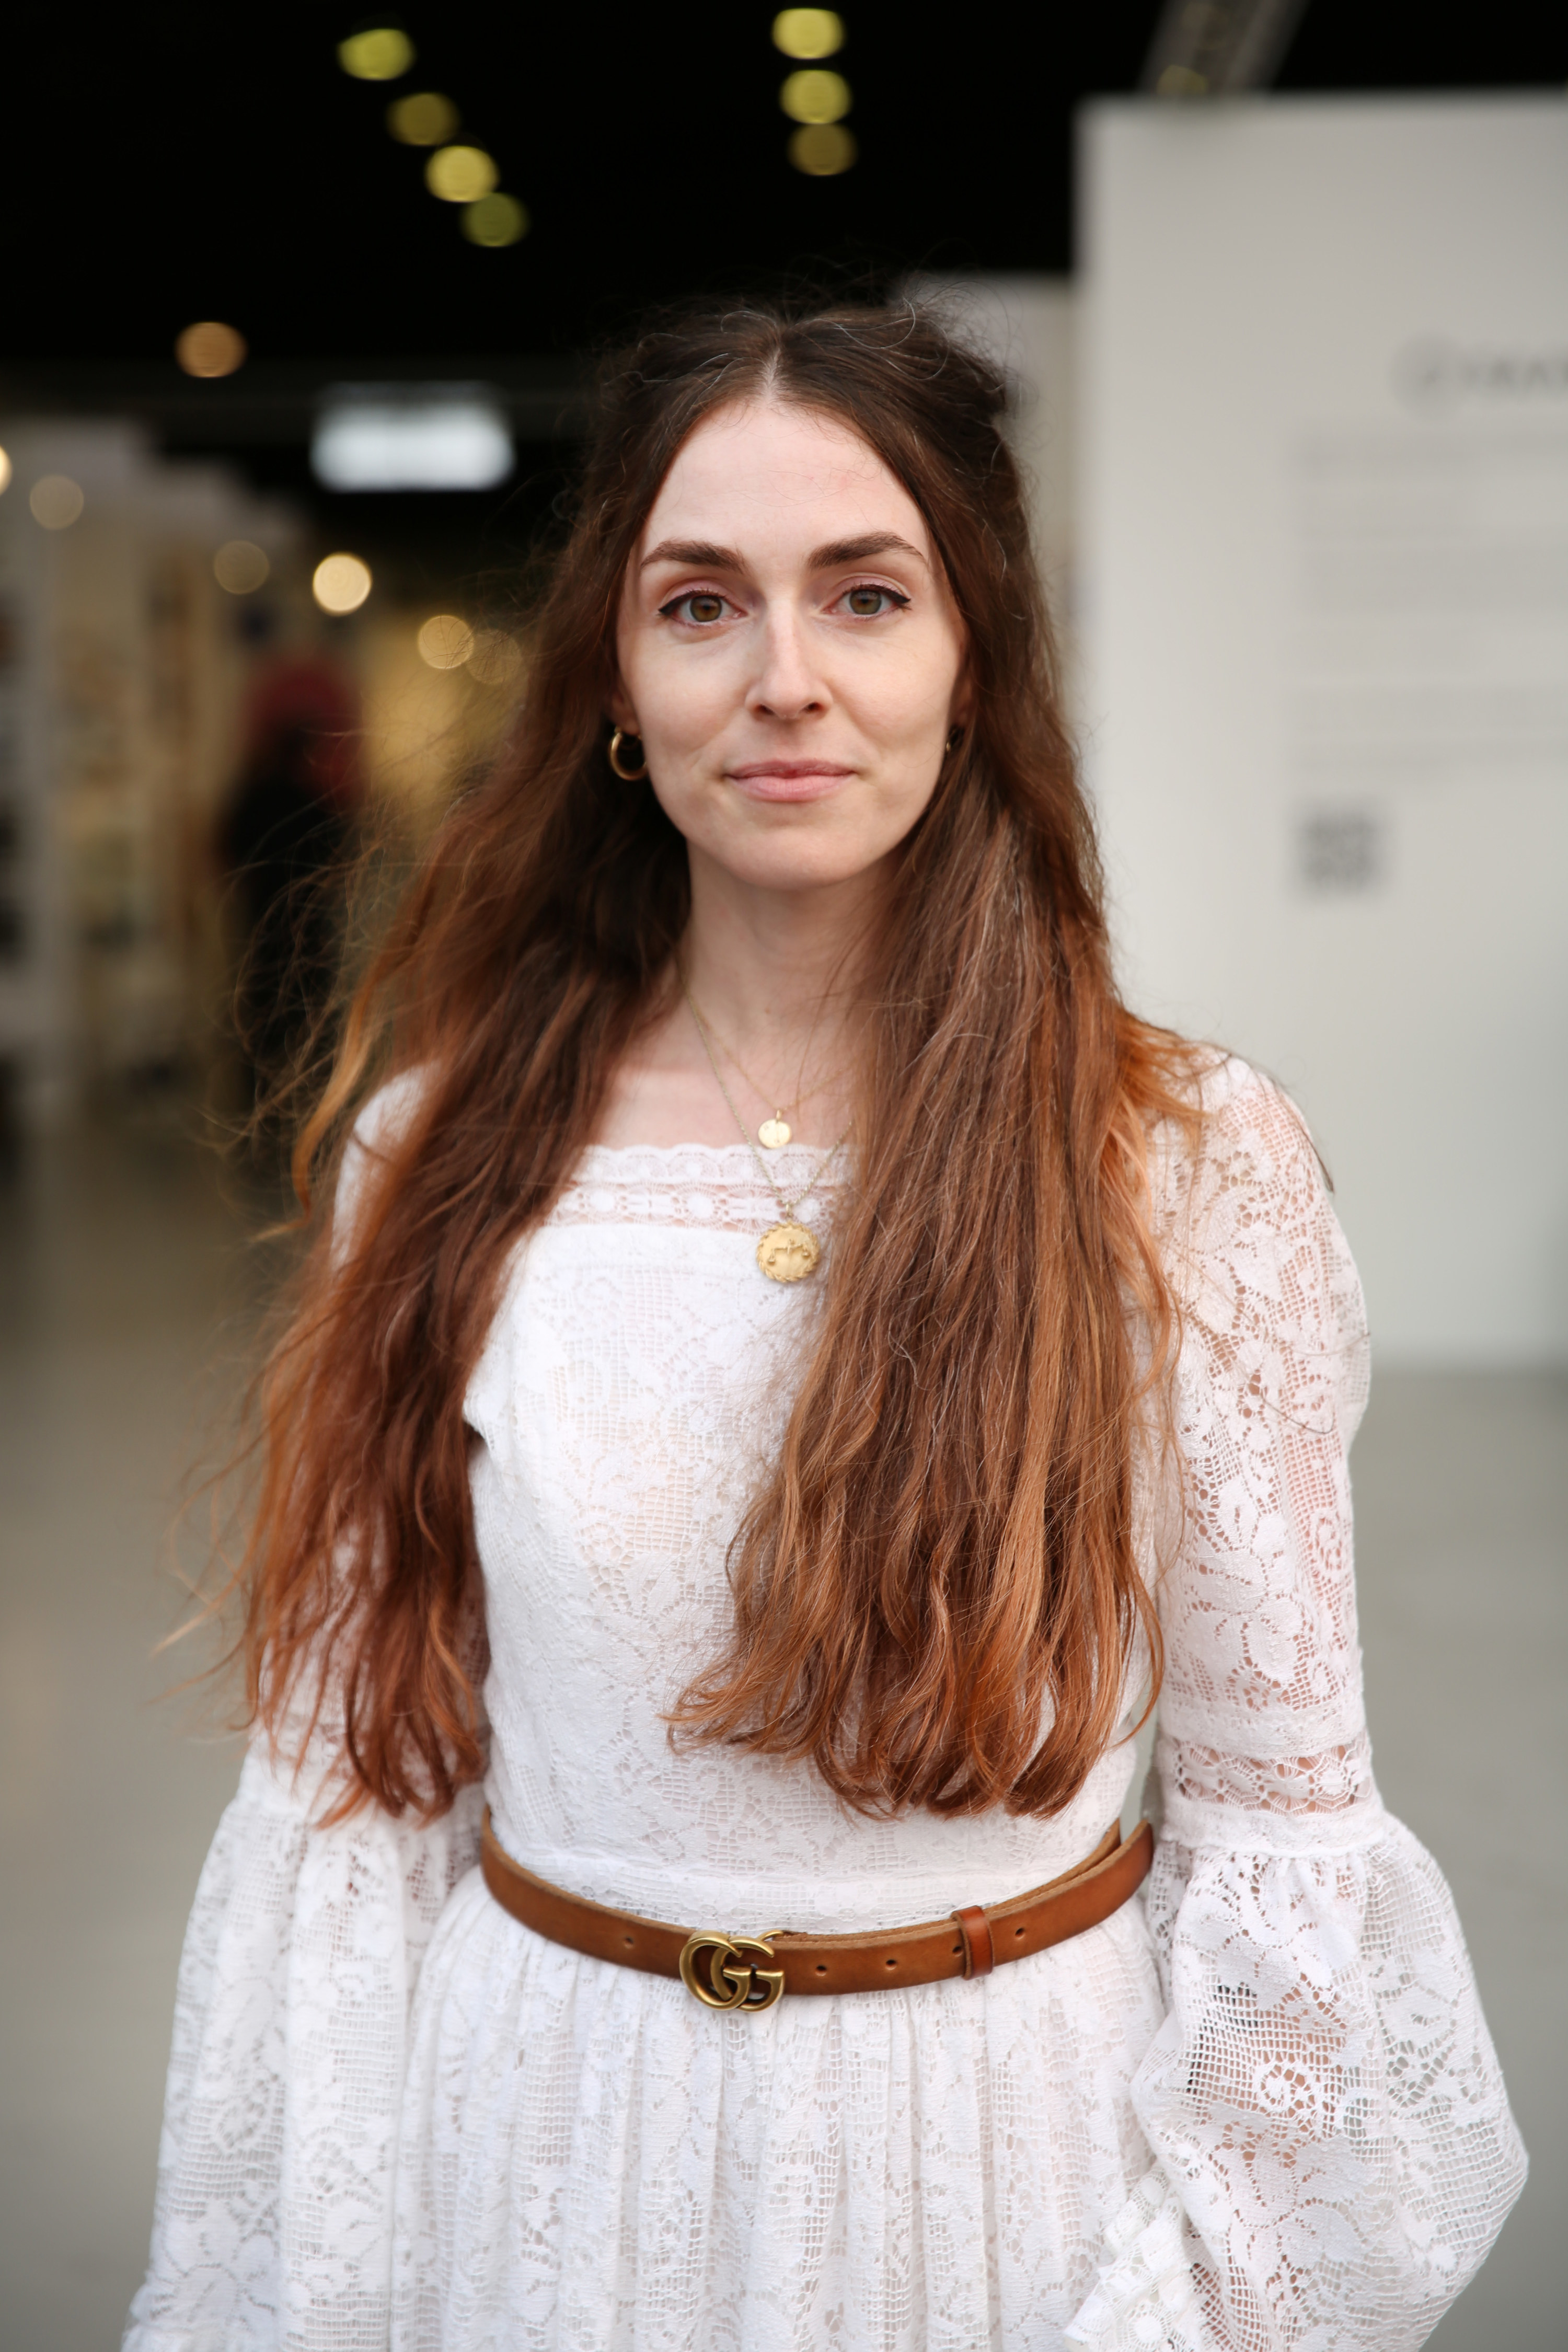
[
  {"x1": 951, "y1": 1941, "x2": 962, "y2": 1956},
  {"x1": 623, "y1": 1934, "x2": 635, "y2": 1947},
  {"x1": 1013, "y1": 1926, "x2": 1024, "y2": 1939},
  {"x1": 885, "y1": 1957, "x2": 897, "y2": 1968},
  {"x1": 815, "y1": 1963, "x2": 827, "y2": 1975}
]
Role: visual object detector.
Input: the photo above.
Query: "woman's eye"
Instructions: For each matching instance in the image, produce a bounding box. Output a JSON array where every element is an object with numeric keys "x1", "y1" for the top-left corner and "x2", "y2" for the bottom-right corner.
[
  {"x1": 839, "y1": 585, "x2": 904, "y2": 618},
  {"x1": 664, "y1": 591, "x2": 730, "y2": 626}
]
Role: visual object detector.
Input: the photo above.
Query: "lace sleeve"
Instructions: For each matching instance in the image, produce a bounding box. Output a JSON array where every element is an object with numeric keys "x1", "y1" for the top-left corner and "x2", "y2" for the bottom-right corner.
[
  {"x1": 123, "y1": 1740, "x2": 483, "y2": 2351},
  {"x1": 1068, "y1": 1066, "x2": 1526, "y2": 2352},
  {"x1": 125, "y1": 1076, "x2": 482, "y2": 2352}
]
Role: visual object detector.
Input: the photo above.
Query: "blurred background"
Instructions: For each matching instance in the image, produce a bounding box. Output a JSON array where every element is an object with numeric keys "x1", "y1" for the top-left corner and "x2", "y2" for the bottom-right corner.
[{"x1": 1, "y1": 6, "x2": 1563, "y2": 2346}]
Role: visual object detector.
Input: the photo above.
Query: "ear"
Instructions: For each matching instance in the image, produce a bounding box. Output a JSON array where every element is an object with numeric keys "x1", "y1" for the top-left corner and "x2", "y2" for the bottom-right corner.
[{"x1": 606, "y1": 678, "x2": 640, "y2": 735}]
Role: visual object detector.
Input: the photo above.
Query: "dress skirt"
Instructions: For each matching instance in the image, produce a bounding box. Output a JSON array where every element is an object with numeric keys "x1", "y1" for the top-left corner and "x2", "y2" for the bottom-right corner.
[{"x1": 393, "y1": 1862, "x2": 1168, "y2": 2350}]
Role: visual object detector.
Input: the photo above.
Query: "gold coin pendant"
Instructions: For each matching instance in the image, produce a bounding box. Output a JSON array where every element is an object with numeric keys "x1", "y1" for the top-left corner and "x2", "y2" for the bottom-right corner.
[
  {"x1": 756, "y1": 1220, "x2": 821, "y2": 1283},
  {"x1": 758, "y1": 1116, "x2": 791, "y2": 1149}
]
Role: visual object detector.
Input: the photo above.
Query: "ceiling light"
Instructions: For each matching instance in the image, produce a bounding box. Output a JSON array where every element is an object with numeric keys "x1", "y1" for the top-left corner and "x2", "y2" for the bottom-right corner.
[
  {"x1": 773, "y1": 8, "x2": 844, "y2": 56},
  {"x1": 338, "y1": 28, "x2": 414, "y2": 79},
  {"x1": 417, "y1": 615, "x2": 475, "y2": 670},
  {"x1": 788, "y1": 123, "x2": 857, "y2": 175},
  {"x1": 214, "y1": 541, "x2": 270, "y2": 595},
  {"x1": 30, "y1": 476, "x2": 84, "y2": 530},
  {"x1": 388, "y1": 91, "x2": 459, "y2": 144},
  {"x1": 0, "y1": 448, "x2": 11, "y2": 495},
  {"x1": 313, "y1": 554, "x2": 373, "y2": 614},
  {"x1": 780, "y1": 69, "x2": 850, "y2": 124},
  {"x1": 425, "y1": 144, "x2": 498, "y2": 203},
  {"x1": 176, "y1": 320, "x2": 247, "y2": 378},
  {"x1": 463, "y1": 193, "x2": 528, "y2": 247},
  {"x1": 312, "y1": 386, "x2": 514, "y2": 490}
]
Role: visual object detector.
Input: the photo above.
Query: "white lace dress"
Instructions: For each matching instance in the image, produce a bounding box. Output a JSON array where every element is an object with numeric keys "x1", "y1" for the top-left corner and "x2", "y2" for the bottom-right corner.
[{"x1": 124, "y1": 1062, "x2": 1523, "y2": 2352}]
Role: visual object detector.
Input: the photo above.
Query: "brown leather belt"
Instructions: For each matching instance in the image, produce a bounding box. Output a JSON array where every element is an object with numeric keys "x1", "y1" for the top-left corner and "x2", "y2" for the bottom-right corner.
[{"x1": 480, "y1": 1809, "x2": 1154, "y2": 2012}]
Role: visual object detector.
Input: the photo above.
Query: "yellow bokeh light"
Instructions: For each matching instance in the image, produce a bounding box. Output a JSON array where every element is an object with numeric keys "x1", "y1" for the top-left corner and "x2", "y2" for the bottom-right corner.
[
  {"x1": 313, "y1": 553, "x2": 373, "y2": 615},
  {"x1": 214, "y1": 540, "x2": 270, "y2": 595},
  {"x1": 463, "y1": 192, "x2": 528, "y2": 247},
  {"x1": 788, "y1": 122, "x2": 857, "y2": 175},
  {"x1": 388, "y1": 90, "x2": 459, "y2": 144},
  {"x1": 338, "y1": 27, "x2": 414, "y2": 79},
  {"x1": 773, "y1": 8, "x2": 844, "y2": 58},
  {"x1": 30, "y1": 475, "x2": 84, "y2": 530},
  {"x1": 468, "y1": 626, "x2": 523, "y2": 685},
  {"x1": 417, "y1": 614, "x2": 475, "y2": 670},
  {"x1": 425, "y1": 144, "x2": 498, "y2": 203},
  {"x1": 780, "y1": 68, "x2": 850, "y2": 124},
  {"x1": 0, "y1": 447, "x2": 11, "y2": 495},
  {"x1": 176, "y1": 320, "x2": 247, "y2": 378}
]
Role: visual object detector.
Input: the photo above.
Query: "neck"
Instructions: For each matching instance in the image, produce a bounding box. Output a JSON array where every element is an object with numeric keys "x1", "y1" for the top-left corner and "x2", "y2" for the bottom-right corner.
[
  {"x1": 594, "y1": 846, "x2": 889, "y2": 1150},
  {"x1": 679, "y1": 846, "x2": 883, "y2": 1075}
]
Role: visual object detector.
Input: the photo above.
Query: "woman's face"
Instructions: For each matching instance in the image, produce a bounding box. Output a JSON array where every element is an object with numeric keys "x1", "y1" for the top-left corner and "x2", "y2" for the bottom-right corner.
[{"x1": 613, "y1": 399, "x2": 969, "y2": 896}]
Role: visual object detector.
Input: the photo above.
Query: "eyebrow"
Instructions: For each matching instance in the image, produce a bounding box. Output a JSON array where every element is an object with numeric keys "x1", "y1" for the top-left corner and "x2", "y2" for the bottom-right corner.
[
  {"x1": 639, "y1": 538, "x2": 741, "y2": 571},
  {"x1": 639, "y1": 531, "x2": 929, "y2": 573}
]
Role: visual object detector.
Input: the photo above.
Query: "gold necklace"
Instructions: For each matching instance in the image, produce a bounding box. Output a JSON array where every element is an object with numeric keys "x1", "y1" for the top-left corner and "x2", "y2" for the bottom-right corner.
[
  {"x1": 683, "y1": 984, "x2": 851, "y2": 1150},
  {"x1": 682, "y1": 983, "x2": 849, "y2": 1283}
]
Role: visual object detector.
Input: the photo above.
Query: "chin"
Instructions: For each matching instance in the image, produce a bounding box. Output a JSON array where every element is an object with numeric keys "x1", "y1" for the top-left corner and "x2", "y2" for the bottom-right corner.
[
  {"x1": 693, "y1": 801, "x2": 912, "y2": 896},
  {"x1": 721, "y1": 839, "x2": 890, "y2": 893}
]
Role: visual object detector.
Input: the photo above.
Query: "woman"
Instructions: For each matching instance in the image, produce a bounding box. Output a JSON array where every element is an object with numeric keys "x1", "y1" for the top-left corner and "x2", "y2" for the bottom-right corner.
[{"x1": 126, "y1": 302, "x2": 1523, "y2": 2351}]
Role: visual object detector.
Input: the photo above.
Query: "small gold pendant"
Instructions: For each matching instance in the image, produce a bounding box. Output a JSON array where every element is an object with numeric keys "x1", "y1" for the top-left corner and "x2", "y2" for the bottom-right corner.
[
  {"x1": 756, "y1": 1220, "x2": 821, "y2": 1283},
  {"x1": 757, "y1": 1116, "x2": 791, "y2": 1150}
]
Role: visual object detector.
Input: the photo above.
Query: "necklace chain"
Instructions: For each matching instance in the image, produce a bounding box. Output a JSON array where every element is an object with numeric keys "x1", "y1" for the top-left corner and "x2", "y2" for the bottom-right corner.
[
  {"x1": 684, "y1": 985, "x2": 851, "y2": 1126},
  {"x1": 681, "y1": 979, "x2": 849, "y2": 1221}
]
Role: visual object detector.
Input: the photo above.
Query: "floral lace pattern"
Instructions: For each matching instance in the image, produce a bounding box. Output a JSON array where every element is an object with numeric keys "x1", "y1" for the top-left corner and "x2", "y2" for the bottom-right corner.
[
  {"x1": 554, "y1": 1139, "x2": 847, "y2": 1236},
  {"x1": 125, "y1": 1062, "x2": 1524, "y2": 2351}
]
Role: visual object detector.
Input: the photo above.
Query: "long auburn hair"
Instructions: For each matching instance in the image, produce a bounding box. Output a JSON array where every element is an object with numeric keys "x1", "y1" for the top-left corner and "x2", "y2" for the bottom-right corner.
[{"x1": 245, "y1": 297, "x2": 1203, "y2": 1825}]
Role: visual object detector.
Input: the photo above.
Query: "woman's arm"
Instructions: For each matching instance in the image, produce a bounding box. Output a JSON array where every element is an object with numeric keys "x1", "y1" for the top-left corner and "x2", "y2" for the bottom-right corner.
[
  {"x1": 123, "y1": 1735, "x2": 483, "y2": 2352},
  {"x1": 1070, "y1": 1066, "x2": 1525, "y2": 2351},
  {"x1": 126, "y1": 1075, "x2": 483, "y2": 2352}
]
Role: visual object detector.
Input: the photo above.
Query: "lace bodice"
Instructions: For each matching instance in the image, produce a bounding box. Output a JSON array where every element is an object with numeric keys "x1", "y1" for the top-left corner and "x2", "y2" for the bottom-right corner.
[
  {"x1": 124, "y1": 1062, "x2": 1524, "y2": 2352},
  {"x1": 472, "y1": 1139, "x2": 1135, "y2": 1934}
]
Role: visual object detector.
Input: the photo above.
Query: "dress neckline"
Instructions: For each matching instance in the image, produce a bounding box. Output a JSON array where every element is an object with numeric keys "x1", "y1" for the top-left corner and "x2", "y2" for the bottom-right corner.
[{"x1": 574, "y1": 1139, "x2": 842, "y2": 1164}]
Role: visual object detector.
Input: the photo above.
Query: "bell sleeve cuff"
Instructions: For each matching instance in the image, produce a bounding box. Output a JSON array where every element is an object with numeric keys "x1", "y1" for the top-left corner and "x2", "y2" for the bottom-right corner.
[
  {"x1": 123, "y1": 1742, "x2": 483, "y2": 2351},
  {"x1": 1069, "y1": 1798, "x2": 1526, "y2": 2350}
]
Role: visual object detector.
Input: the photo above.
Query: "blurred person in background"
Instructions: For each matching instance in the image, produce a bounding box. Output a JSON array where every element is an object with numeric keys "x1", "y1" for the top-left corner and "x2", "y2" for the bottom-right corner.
[
  {"x1": 220, "y1": 658, "x2": 361, "y2": 1131},
  {"x1": 125, "y1": 302, "x2": 1523, "y2": 2352}
]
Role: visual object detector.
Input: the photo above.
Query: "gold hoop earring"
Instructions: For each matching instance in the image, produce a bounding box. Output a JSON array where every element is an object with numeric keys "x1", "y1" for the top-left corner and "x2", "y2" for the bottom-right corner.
[{"x1": 608, "y1": 727, "x2": 648, "y2": 782}]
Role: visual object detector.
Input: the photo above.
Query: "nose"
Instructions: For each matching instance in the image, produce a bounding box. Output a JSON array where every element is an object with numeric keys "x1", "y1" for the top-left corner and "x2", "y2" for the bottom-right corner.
[{"x1": 748, "y1": 606, "x2": 827, "y2": 723}]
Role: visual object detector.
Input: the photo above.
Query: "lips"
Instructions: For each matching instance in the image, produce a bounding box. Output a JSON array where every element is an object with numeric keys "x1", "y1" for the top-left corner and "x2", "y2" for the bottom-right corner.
[{"x1": 726, "y1": 762, "x2": 855, "y2": 804}]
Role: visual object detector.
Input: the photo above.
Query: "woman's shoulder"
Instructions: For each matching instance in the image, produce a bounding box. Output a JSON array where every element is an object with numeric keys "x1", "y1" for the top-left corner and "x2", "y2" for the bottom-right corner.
[
  {"x1": 1150, "y1": 1048, "x2": 1317, "y2": 1203},
  {"x1": 349, "y1": 1064, "x2": 431, "y2": 1157},
  {"x1": 1144, "y1": 1045, "x2": 1333, "y2": 1269},
  {"x1": 333, "y1": 1065, "x2": 432, "y2": 1245},
  {"x1": 1148, "y1": 1048, "x2": 1369, "y2": 1384}
]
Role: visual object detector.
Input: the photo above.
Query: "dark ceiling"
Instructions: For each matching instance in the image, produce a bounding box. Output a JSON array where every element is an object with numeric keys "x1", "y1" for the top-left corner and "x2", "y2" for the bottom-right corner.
[
  {"x1": 6, "y1": 2, "x2": 1562, "y2": 366},
  {"x1": 8, "y1": 5, "x2": 1154, "y2": 367},
  {"x1": 2, "y1": 1, "x2": 1560, "y2": 554}
]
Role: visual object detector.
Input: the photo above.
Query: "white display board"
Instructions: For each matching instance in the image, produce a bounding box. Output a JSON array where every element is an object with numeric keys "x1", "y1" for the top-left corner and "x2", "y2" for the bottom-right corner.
[{"x1": 1080, "y1": 97, "x2": 1568, "y2": 1364}]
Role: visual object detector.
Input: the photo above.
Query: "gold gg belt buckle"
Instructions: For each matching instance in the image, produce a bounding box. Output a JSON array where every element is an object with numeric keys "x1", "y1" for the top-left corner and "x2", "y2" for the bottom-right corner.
[{"x1": 678, "y1": 1928, "x2": 786, "y2": 2012}]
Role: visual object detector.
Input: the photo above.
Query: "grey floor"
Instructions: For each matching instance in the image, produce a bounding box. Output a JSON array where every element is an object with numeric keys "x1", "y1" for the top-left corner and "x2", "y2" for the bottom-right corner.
[{"x1": 1, "y1": 1117, "x2": 1562, "y2": 2351}]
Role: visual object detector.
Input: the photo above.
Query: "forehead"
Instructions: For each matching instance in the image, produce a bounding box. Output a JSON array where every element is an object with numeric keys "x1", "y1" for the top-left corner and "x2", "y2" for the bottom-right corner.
[{"x1": 639, "y1": 398, "x2": 929, "y2": 552}]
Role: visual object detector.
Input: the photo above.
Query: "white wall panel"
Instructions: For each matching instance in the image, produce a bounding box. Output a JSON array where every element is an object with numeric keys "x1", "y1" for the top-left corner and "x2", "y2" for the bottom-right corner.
[{"x1": 1079, "y1": 98, "x2": 1568, "y2": 1363}]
